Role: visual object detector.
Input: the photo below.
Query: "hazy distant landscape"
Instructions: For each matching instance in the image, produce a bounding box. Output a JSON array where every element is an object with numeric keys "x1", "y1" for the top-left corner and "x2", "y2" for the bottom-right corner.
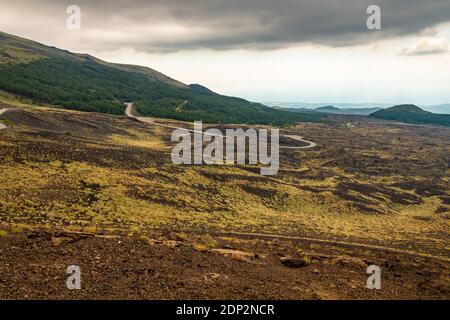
[{"x1": 266, "y1": 102, "x2": 450, "y2": 115}]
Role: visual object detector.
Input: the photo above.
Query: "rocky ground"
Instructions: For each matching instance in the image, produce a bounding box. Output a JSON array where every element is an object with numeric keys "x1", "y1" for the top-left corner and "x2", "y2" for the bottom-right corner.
[
  {"x1": 0, "y1": 106, "x2": 449, "y2": 299},
  {"x1": 0, "y1": 227, "x2": 448, "y2": 300}
]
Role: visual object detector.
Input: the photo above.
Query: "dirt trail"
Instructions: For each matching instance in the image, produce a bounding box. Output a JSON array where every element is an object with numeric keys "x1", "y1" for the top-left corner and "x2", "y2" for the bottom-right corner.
[
  {"x1": 214, "y1": 230, "x2": 450, "y2": 263},
  {"x1": 0, "y1": 108, "x2": 9, "y2": 130},
  {"x1": 125, "y1": 103, "x2": 317, "y2": 149},
  {"x1": 281, "y1": 134, "x2": 317, "y2": 149}
]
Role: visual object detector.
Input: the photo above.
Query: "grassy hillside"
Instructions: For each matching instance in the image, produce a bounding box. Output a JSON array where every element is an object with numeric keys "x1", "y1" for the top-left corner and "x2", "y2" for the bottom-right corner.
[
  {"x1": 0, "y1": 31, "x2": 324, "y2": 125},
  {"x1": 370, "y1": 104, "x2": 450, "y2": 127}
]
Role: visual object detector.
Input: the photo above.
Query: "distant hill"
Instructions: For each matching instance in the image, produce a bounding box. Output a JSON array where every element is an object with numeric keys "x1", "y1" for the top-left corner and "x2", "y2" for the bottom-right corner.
[
  {"x1": 315, "y1": 106, "x2": 382, "y2": 115},
  {"x1": 273, "y1": 106, "x2": 321, "y2": 114},
  {"x1": 370, "y1": 104, "x2": 450, "y2": 127},
  {"x1": 275, "y1": 105, "x2": 382, "y2": 116},
  {"x1": 0, "y1": 31, "x2": 324, "y2": 126},
  {"x1": 264, "y1": 102, "x2": 450, "y2": 115},
  {"x1": 316, "y1": 106, "x2": 340, "y2": 112}
]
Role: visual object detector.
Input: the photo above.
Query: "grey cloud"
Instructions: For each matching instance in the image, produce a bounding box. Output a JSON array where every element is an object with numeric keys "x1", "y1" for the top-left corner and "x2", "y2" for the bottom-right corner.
[{"x1": 3, "y1": 0, "x2": 450, "y2": 52}]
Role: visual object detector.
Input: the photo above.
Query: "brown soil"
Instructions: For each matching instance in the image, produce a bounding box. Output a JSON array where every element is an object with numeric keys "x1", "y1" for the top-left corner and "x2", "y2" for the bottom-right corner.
[{"x1": 0, "y1": 227, "x2": 448, "y2": 300}]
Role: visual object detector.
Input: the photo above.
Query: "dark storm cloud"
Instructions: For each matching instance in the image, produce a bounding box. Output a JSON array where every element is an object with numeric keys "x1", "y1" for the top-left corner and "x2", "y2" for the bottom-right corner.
[{"x1": 4, "y1": 0, "x2": 450, "y2": 51}]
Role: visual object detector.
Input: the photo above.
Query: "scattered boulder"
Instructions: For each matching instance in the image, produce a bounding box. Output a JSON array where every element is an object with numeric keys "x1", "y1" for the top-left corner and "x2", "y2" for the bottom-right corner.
[
  {"x1": 203, "y1": 273, "x2": 224, "y2": 281},
  {"x1": 163, "y1": 240, "x2": 182, "y2": 248},
  {"x1": 27, "y1": 229, "x2": 118, "y2": 246},
  {"x1": 280, "y1": 255, "x2": 312, "y2": 268},
  {"x1": 211, "y1": 248, "x2": 264, "y2": 263},
  {"x1": 327, "y1": 255, "x2": 369, "y2": 269},
  {"x1": 27, "y1": 230, "x2": 52, "y2": 241},
  {"x1": 140, "y1": 236, "x2": 183, "y2": 247},
  {"x1": 51, "y1": 231, "x2": 93, "y2": 246}
]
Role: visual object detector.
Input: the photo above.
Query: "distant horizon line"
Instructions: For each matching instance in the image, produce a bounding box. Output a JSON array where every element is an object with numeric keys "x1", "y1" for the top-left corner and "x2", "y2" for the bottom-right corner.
[{"x1": 259, "y1": 102, "x2": 450, "y2": 108}]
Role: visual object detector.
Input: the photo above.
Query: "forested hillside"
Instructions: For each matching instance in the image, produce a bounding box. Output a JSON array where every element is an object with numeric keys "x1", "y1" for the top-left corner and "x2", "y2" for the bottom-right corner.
[
  {"x1": 0, "y1": 31, "x2": 324, "y2": 125},
  {"x1": 370, "y1": 105, "x2": 450, "y2": 127}
]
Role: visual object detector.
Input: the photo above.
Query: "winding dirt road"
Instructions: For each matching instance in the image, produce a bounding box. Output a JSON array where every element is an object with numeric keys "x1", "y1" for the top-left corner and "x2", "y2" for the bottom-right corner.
[
  {"x1": 281, "y1": 134, "x2": 317, "y2": 149},
  {"x1": 125, "y1": 103, "x2": 317, "y2": 149},
  {"x1": 0, "y1": 108, "x2": 9, "y2": 130}
]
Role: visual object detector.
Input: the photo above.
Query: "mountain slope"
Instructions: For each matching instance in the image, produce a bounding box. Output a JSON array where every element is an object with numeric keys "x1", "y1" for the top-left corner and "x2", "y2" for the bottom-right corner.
[
  {"x1": 0, "y1": 31, "x2": 324, "y2": 125},
  {"x1": 370, "y1": 104, "x2": 450, "y2": 127},
  {"x1": 188, "y1": 84, "x2": 217, "y2": 95}
]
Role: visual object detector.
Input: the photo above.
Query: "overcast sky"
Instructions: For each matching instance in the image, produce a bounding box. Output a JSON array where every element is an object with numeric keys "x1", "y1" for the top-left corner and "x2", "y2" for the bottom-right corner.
[{"x1": 1, "y1": 0, "x2": 450, "y2": 104}]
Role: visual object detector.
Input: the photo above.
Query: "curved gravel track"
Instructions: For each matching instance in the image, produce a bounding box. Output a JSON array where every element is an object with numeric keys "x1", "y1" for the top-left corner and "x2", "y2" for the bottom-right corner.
[{"x1": 125, "y1": 103, "x2": 317, "y2": 149}]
